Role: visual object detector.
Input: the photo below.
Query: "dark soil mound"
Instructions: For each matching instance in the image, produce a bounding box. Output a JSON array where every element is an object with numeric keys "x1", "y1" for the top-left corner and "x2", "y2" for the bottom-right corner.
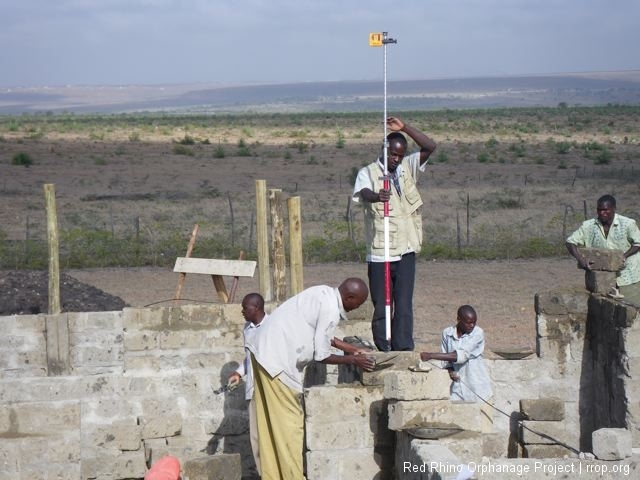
[{"x1": 0, "y1": 270, "x2": 127, "y2": 316}]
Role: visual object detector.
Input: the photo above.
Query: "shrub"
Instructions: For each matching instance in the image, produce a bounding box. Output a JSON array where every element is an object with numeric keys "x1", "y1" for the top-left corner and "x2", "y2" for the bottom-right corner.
[
  {"x1": 11, "y1": 152, "x2": 33, "y2": 167},
  {"x1": 237, "y1": 138, "x2": 252, "y2": 156},
  {"x1": 214, "y1": 145, "x2": 226, "y2": 158},
  {"x1": 554, "y1": 141, "x2": 572, "y2": 154},
  {"x1": 172, "y1": 144, "x2": 194, "y2": 156},
  {"x1": 477, "y1": 152, "x2": 490, "y2": 163},
  {"x1": 594, "y1": 148, "x2": 612, "y2": 165},
  {"x1": 435, "y1": 151, "x2": 449, "y2": 163}
]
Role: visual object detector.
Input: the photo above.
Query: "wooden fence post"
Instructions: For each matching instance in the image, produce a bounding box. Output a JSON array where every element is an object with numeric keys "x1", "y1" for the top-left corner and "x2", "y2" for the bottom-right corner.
[
  {"x1": 269, "y1": 189, "x2": 286, "y2": 302},
  {"x1": 288, "y1": 196, "x2": 303, "y2": 296},
  {"x1": 256, "y1": 180, "x2": 272, "y2": 301},
  {"x1": 44, "y1": 184, "x2": 60, "y2": 315}
]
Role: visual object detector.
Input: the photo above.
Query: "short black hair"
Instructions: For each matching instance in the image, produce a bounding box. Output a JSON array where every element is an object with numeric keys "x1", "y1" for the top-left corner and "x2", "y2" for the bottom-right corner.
[
  {"x1": 457, "y1": 304, "x2": 477, "y2": 319},
  {"x1": 597, "y1": 194, "x2": 616, "y2": 208},
  {"x1": 386, "y1": 131, "x2": 407, "y2": 148}
]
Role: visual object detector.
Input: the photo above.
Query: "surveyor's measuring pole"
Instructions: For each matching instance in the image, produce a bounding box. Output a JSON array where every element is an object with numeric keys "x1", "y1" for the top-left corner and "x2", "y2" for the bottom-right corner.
[{"x1": 369, "y1": 31, "x2": 397, "y2": 345}]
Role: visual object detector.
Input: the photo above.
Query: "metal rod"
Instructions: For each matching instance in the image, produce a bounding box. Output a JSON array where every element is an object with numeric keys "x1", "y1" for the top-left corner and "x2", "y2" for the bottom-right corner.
[{"x1": 382, "y1": 32, "x2": 392, "y2": 344}]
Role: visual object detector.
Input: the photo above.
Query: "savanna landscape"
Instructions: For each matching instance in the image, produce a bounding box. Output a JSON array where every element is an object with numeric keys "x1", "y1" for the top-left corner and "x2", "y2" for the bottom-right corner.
[{"x1": 1, "y1": 79, "x2": 640, "y2": 352}]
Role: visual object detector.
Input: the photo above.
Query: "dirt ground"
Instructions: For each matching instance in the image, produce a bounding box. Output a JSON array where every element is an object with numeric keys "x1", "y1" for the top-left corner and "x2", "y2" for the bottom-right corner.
[{"x1": 64, "y1": 257, "x2": 584, "y2": 353}]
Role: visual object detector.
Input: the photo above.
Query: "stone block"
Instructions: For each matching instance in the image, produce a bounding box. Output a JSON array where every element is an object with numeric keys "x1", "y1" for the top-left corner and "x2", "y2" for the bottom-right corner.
[
  {"x1": 306, "y1": 447, "x2": 394, "y2": 480},
  {"x1": 0, "y1": 401, "x2": 80, "y2": 436},
  {"x1": 85, "y1": 422, "x2": 142, "y2": 451},
  {"x1": 388, "y1": 399, "x2": 491, "y2": 433},
  {"x1": 523, "y1": 444, "x2": 576, "y2": 458},
  {"x1": 361, "y1": 352, "x2": 421, "y2": 386},
  {"x1": 139, "y1": 413, "x2": 182, "y2": 439},
  {"x1": 0, "y1": 438, "x2": 19, "y2": 473},
  {"x1": 383, "y1": 367, "x2": 450, "y2": 401},
  {"x1": 520, "y1": 420, "x2": 579, "y2": 448},
  {"x1": 124, "y1": 330, "x2": 160, "y2": 351},
  {"x1": 123, "y1": 353, "x2": 161, "y2": 372},
  {"x1": 585, "y1": 271, "x2": 617, "y2": 294},
  {"x1": 81, "y1": 450, "x2": 147, "y2": 479},
  {"x1": 614, "y1": 303, "x2": 640, "y2": 328},
  {"x1": 578, "y1": 247, "x2": 625, "y2": 272},
  {"x1": 304, "y1": 384, "x2": 385, "y2": 421},
  {"x1": 306, "y1": 416, "x2": 394, "y2": 450},
  {"x1": 592, "y1": 428, "x2": 632, "y2": 460},
  {"x1": 535, "y1": 289, "x2": 588, "y2": 315},
  {"x1": 123, "y1": 307, "x2": 167, "y2": 330},
  {"x1": 520, "y1": 398, "x2": 565, "y2": 421},
  {"x1": 398, "y1": 440, "x2": 462, "y2": 480},
  {"x1": 183, "y1": 454, "x2": 241, "y2": 480},
  {"x1": 70, "y1": 332, "x2": 125, "y2": 367},
  {"x1": 144, "y1": 437, "x2": 172, "y2": 464},
  {"x1": 482, "y1": 432, "x2": 508, "y2": 458},
  {"x1": 67, "y1": 310, "x2": 124, "y2": 331},
  {"x1": 165, "y1": 435, "x2": 214, "y2": 461},
  {"x1": 159, "y1": 328, "x2": 241, "y2": 350},
  {"x1": 536, "y1": 313, "x2": 587, "y2": 340}
]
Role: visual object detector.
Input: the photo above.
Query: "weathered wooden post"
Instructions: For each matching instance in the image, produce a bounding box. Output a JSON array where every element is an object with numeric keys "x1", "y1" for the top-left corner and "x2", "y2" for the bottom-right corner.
[
  {"x1": 288, "y1": 196, "x2": 303, "y2": 295},
  {"x1": 269, "y1": 189, "x2": 286, "y2": 302},
  {"x1": 44, "y1": 183, "x2": 60, "y2": 314},
  {"x1": 44, "y1": 183, "x2": 70, "y2": 376},
  {"x1": 255, "y1": 180, "x2": 272, "y2": 301}
]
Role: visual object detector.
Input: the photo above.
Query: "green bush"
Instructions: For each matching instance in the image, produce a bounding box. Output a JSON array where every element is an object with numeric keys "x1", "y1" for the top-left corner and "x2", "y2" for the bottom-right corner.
[
  {"x1": 214, "y1": 145, "x2": 226, "y2": 158},
  {"x1": 172, "y1": 144, "x2": 194, "y2": 156},
  {"x1": 237, "y1": 138, "x2": 251, "y2": 156},
  {"x1": 11, "y1": 152, "x2": 33, "y2": 167},
  {"x1": 178, "y1": 134, "x2": 196, "y2": 145}
]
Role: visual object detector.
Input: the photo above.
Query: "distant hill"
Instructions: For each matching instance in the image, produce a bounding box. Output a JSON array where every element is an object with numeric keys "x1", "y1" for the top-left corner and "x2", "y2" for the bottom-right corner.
[{"x1": 1, "y1": 71, "x2": 640, "y2": 114}]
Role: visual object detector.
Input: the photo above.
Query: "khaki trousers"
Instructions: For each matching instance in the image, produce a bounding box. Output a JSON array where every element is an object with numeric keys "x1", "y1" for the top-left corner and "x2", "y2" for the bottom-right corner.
[
  {"x1": 251, "y1": 354, "x2": 304, "y2": 480},
  {"x1": 248, "y1": 397, "x2": 260, "y2": 475}
]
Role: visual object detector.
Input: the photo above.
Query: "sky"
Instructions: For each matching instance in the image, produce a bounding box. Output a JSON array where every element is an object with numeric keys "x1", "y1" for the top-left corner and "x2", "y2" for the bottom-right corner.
[{"x1": 1, "y1": 0, "x2": 639, "y2": 88}]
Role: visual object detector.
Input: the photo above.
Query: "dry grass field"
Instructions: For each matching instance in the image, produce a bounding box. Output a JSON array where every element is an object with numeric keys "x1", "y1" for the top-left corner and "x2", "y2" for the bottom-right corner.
[{"x1": 1, "y1": 106, "x2": 639, "y2": 350}]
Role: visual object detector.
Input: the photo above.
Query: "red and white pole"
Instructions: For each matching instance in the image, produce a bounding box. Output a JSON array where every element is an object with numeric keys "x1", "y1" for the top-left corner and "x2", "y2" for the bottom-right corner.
[
  {"x1": 382, "y1": 32, "x2": 396, "y2": 345},
  {"x1": 369, "y1": 31, "x2": 397, "y2": 347}
]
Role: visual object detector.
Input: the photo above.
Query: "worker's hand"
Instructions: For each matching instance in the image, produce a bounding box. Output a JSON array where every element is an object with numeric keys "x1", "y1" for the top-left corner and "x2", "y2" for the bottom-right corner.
[
  {"x1": 353, "y1": 347, "x2": 375, "y2": 355},
  {"x1": 448, "y1": 370, "x2": 460, "y2": 382},
  {"x1": 377, "y1": 188, "x2": 391, "y2": 203},
  {"x1": 420, "y1": 352, "x2": 434, "y2": 361},
  {"x1": 386, "y1": 117, "x2": 405, "y2": 132},
  {"x1": 577, "y1": 256, "x2": 592, "y2": 271},
  {"x1": 353, "y1": 355, "x2": 376, "y2": 372},
  {"x1": 227, "y1": 372, "x2": 241, "y2": 388}
]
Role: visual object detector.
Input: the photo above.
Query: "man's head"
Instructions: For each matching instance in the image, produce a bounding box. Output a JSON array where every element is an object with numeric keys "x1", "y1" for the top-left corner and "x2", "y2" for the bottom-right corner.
[
  {"x1": 596, "y1": 194, "x2": 616, "y2": 226},
  {"x1": 383, "y1": 132, "x2": 408, "y2": 172},
  {"x1": 338, "y1": 277, "x2": 369, "y2": 312},
  {"x1": 456, "y1": 305, "x2": 478, "y2": 336},
  {"x1": 241, "y1": 293, "x2": 265, "y2": 325}
]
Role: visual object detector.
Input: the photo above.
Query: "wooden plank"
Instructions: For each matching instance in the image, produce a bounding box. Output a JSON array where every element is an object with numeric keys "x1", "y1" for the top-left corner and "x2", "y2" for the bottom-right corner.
[{"x1": 173, "y1": 257, "x2": 257, "y2": 277}]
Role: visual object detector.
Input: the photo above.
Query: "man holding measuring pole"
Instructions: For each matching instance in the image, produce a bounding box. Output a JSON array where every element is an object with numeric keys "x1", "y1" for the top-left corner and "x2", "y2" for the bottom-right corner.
[{"x1": 353, "y1": 116, "x2": 436, "y2": 351}]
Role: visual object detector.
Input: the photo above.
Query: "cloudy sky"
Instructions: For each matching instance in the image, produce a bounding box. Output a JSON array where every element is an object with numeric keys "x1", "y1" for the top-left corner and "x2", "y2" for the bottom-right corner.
[{"x1": 1, "y1": 0, "x2": 638, "y2": 88}]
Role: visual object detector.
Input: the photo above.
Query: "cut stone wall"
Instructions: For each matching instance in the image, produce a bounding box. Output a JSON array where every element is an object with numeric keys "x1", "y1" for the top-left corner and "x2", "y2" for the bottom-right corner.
[{"x1": 2, "y1": 277, "x2": 640, "y2": 479}]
